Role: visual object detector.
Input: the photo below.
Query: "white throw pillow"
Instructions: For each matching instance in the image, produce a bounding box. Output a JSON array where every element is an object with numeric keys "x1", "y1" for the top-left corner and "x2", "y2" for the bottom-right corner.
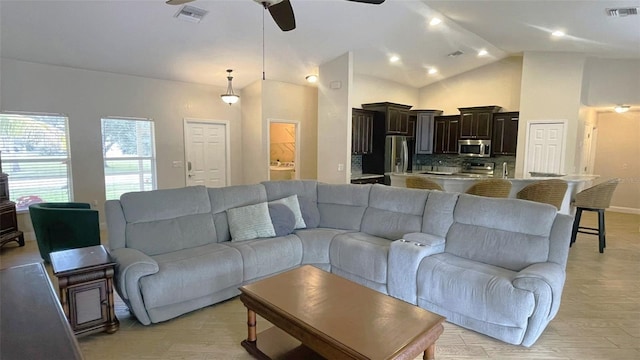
[
  {"x1": 226, "y1": 202, "x2": 275, "y2": 241},
  {"x1": 271, "y1": 195, "x2": 306, "y2": 229}
]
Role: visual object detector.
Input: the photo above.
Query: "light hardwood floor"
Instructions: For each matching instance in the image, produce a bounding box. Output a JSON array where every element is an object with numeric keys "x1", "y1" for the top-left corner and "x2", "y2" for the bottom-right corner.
[{"x1": 1, "y1": 211, "x2": 638, "y2": 359}]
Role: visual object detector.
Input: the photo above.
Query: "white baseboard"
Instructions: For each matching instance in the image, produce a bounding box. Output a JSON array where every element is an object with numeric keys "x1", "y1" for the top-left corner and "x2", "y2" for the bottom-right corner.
[{"x1": 609, "y1": 206, "x2": 640, "y2": 215}]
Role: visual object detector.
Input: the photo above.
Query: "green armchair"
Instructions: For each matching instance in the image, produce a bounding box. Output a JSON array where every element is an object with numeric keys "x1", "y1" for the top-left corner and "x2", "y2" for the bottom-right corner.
[{"x1": 29, "y1": 202, "x2": 101, "y2": 262}]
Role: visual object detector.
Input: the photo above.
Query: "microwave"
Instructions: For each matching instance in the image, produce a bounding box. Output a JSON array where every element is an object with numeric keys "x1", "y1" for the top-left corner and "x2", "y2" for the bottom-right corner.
[{"x1": 459, "y1": 139, "x2": 491, "y2": 157}]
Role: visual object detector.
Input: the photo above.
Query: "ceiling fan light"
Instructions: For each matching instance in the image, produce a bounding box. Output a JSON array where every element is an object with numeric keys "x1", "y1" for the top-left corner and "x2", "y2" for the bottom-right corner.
[
  {"x1": 220, "y1": 69, "x2": 239, "y2": 105},
  {"x1": 614, "y1": 105, "x2": 630, "y2": 113}
]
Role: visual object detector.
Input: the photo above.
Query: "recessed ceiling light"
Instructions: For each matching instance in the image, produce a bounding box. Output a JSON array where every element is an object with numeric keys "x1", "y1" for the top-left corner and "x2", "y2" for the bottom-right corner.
[
  {"x1": 551, "y1": 30, "x2": 565, "y2": 37},
  {"x1": 305, "y1": 74, "x2": 318, "y2": 83},
  {"x1": 428, "y1": 68, "x2": 438, "y2": 75},
  {"x1": 389, "y1": 55, "x2": 400, "y2": 63},
  {"x1": 614, "y1": 105, "x2": 630, "y2": 113},
  {"x1": 429, "y1": 17, "x2": 442, "y2": 26},
  {"x1": 477, "y1": 49, "x2": 489, "y2": 57}
]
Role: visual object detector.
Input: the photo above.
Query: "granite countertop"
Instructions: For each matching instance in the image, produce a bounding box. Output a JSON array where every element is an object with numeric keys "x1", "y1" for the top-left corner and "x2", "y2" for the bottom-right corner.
[
  {"x1": 351, "y1": 173, "x2": 384, "y2": 180},
  {"x1": 387, "y1": 172, "x2": 598, "y2": 182}
]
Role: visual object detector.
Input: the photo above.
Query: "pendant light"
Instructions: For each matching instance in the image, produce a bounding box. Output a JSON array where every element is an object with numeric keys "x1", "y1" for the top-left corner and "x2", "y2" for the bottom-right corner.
[{"x1": 220, "y1": 69, "x2": 239, "y2": 105}]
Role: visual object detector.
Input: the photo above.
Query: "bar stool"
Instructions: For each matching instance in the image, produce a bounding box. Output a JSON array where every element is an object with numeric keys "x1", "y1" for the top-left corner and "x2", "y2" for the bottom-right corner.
[
  {"x1": 465, "y1": 179, "x2": 512, "y2": 198},
  {"x1": 516, "y1": 179, "x2": 568, "y2": 210},
  {"x1": 406, "y1": 176, "x2": 443, "y2": 191},
  {"x1": 570, "y1": 179, "x2": 620, "y2": 253}
]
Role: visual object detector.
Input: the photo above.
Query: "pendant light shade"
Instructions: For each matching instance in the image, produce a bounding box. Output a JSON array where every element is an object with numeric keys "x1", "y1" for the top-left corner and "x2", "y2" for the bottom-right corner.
[{"x1": 220, "y1": 69, "x2": 239, "y2": 105}]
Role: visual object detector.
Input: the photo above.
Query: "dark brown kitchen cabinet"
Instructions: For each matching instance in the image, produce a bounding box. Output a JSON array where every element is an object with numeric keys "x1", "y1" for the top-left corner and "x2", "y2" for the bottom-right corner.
[
  {"x1": 352, "y1": 109, "x2": 374, "y2": 154},
  {"x1": 407, "y1": 114, "x2": 417, "y2": 138},
  {"x1": 361, "y1": 102, "x2": 413, "y2": 135},
  {"x1": 458, "y1": 106, "x2": 501, "y2": 140},
  {"x1": 492, "y1": 112, "x2": 519, "y2": 155},
  {"x1": 433, "y1": 115, "x2": 460, "y2": 154},
  {"x1": 412, "y1": 109, "x2": 443, "y2": 154}
]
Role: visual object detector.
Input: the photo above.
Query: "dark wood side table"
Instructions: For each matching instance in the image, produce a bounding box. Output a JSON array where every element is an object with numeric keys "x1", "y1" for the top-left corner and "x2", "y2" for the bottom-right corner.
[
  {"x1": 50, "y1": 245, "x2": 119, "y2": 337},
  {"x1": 0, "y1": 201, "x2": 25, "y2": 248}
]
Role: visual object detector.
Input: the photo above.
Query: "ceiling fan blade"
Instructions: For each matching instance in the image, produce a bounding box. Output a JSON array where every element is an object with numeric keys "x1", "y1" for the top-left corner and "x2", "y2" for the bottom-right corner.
[
  {"x1": 166, "y1": 0, "x2": 195, "y2": 5},
  {"x1": 345, "y1": 0, "x2": 385, "y2": 4},
  {"x1": 267, "y1": 0, "x2": 296, "y2": 32}
]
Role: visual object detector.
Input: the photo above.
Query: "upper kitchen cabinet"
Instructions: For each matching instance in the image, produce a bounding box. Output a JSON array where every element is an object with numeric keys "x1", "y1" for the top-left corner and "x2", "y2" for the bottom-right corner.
[
  {"x1": 352, "y1": 108, "x2": 375, "y2": 155},
  {"x1": 412, "y1": 109, "x2": 443, "y2": 154},
  {"x1": 433, "y1": 115, "x2": 460, "y2": 154},
  {"x1": 458, "y1": 106, "x2": 502, "y2": 140},
  {"x1": 362, "y1": 102, "x2": 413, "y2": 135},
  {"x1": 492, "y1": 112, "x2": 519, "y2": 156}
]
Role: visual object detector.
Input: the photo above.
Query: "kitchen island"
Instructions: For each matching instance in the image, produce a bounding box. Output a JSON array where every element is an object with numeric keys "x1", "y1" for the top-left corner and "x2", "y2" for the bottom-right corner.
[{"x1": 389, "y1": 172, "x2": 598, "y2": 215}]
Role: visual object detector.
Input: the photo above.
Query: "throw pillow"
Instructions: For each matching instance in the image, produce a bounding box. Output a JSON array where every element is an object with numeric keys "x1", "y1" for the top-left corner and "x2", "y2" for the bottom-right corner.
[
  {"x1": 226, "y1": 202, "x2": 275, "y2": 241},
  {"x1": 271, "y1": 195, "x2": 306, "y2": 229},
  {"x1": 298, "y1": 195, "x2": 320, "y2": 228},
  {"x1": 268, "y1": 203, "x2": 296, "y2": 237}
]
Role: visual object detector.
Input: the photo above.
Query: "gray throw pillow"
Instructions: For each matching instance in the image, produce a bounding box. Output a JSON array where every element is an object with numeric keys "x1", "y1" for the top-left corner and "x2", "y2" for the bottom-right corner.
[
  {"x1": 268, "y1": 203, "x2": 296, "y2": 237},
  {"x1": 298, "y1": 196, "x2": 320, "y2": 228},
  {"x1": 226, "y1": 202, "x2": 275, "y2": 241}
]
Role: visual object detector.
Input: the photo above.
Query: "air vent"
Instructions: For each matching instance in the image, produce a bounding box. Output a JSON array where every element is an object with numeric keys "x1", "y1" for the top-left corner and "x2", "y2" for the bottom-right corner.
[
  {"x1": 175, "y1": 5, "x2": 208, "y2": 23},
  {"x1": 606, "y1": 7, "x2": 638, "y2": 17},
  {"x1": 447, "y1": 50, "x2": 464, "y2": 58}
]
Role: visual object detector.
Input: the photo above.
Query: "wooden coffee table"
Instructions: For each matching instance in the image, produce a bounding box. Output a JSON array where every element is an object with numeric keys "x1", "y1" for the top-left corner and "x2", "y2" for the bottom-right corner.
[{"x1": 239, "y1": 265, "x2": 445, "y2": 360}]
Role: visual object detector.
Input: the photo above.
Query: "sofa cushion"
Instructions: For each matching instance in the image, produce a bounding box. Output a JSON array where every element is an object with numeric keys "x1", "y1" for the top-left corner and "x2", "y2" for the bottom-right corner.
[
  {"x1": 262, "y1": 180, "x2": 320, "y2": 228},
  {"x1": 271, "y1": 195, "x2": 306, "y2": 229},
  {"x1": 294, "y1": 228, "x2": 351, "y2": 266},
  {"x1": 139, "y1": 243, "x2": 243, "y2": 309},
  {"x1": 317, "y1": 184, "x2": 371, "y2": 230},
  {"x1": 421, "y1": 191, "x2": 459, "y2": 237},
  {"x1": 208, "y1": 184, "x2": 268, "y2": 243},
  {"x1": 120, "y1": 186, "x2": 211, "y2": 223},
  {"x1": 227, "y1": 202, "x2": 275, "y2": 241},
  {"x1": 125, "y1": 213, "x2": 217, "y2": 256},
  {"x1": 330, "y1": 232, "x2": 390, "y2": 284},
  {"x1": 268, "y1": 203, "x2": 296, "y2": 237},
  {"x1": 446, "y1": 195, "x2": 557, "y2": 271},
  {"x1": 360, "y1": 185, "x2": 428, "y2": 240},
  {"x1": 226, "y1": 234, "x2": 303, "y2": 282},
  {"x1": 417, "y1": 253, "x2": 535, "y2": 328}
]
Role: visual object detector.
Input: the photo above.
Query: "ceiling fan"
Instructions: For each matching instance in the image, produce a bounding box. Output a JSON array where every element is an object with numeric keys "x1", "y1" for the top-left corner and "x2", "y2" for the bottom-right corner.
[{"x1": 166, "y1": 0, "x2": 385, "y2": 32}]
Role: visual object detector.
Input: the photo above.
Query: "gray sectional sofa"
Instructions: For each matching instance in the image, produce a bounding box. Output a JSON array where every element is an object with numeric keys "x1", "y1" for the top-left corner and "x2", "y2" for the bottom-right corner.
[{"x1": 105, "y1": 180, "x2": 572, "y2": 347}]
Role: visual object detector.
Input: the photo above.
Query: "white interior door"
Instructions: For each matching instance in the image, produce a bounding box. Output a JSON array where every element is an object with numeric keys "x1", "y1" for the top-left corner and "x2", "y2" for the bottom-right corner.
[
  {"x1": 526, "y1": 122, "x2": 565, "y2": 175},
  {"x1": 184, "y1": 120, "x2": 228, "y2": 188}
]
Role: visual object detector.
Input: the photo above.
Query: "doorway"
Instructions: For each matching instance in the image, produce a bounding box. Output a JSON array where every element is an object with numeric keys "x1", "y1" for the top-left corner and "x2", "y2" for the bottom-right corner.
[
  {"x1": 268, "y1": 120, "x2": 300, "y2": 180},
  {"x1": 183, "y1": 119, "x2": 230, "y2": 187},
  {"x1": 523, "y1": 120, "x2": 567, "y2": 176}
]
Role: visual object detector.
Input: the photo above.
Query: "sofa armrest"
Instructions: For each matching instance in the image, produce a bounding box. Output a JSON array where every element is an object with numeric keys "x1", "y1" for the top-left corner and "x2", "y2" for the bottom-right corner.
[
  {"x1": 387, "y1": 233, "x2": 445, "y2": 305},
  {"x1": 109, "y1": 247, "x2": 159, "y2": 325},
  {"x1": 512, "y1": 262, "x2": 566, "y2": 346}
]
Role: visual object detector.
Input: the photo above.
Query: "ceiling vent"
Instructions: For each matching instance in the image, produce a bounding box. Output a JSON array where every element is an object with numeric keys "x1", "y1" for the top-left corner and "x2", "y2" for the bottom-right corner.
[
  {"x1": 606, "y1": 7, "x2": 638, "y2": 17},
  {"x1": 175, "y1": 5, "x2": 208, "y2": 23},
  {"x1": 447, "y1": 50, "x2": 464, "y2": 58}
]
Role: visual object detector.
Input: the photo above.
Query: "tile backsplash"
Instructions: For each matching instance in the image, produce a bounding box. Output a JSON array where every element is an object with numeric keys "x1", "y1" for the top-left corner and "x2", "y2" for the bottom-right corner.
[{"x1": 414, "y1": 154, "x2": 516, "y2": 177}]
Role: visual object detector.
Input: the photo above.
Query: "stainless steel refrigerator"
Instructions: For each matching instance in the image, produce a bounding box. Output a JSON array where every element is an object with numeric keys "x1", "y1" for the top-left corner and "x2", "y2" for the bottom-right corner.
[{"x1": 385, "y1": 135, "x2": 410, "y2": 175}]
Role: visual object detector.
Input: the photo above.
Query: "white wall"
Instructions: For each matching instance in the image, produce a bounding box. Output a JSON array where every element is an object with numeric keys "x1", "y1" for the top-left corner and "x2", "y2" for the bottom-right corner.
[
  {"x1": 352, "y1": 74, "x2": 419, "y2": 109},
  {"x1": 240, "y1": 80, "x2": 265, "y2": 185},
  {"x1": 263, "y1": 80, "x2": 318, "y2": 180},
  {"x1": 318, "y1": 52, "x2": 353, "y2": 184},
  {"x1": 240, "y1": 79, "x2": 318, "y2": 185},
  {"x1": 593, "y1": 110, "x2": 640, "y2": 213},
  {"x1": 584, "y1": 58, "x2": 640, "y2": 107},
  {"x1": 1, "y1": 59, "x2": 242, "y2": 234},
  {"x1": 419, "y1": 57, "x2": 523, "y2": 114},
  {"x1": 516, "y1": 52, "x2": 586, "y2": 177}
]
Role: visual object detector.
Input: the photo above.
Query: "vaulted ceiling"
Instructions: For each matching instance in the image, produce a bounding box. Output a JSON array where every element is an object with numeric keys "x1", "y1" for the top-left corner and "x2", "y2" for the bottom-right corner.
[{"x1": 1, "y1": 0, "x2": 639, "y2": 89}]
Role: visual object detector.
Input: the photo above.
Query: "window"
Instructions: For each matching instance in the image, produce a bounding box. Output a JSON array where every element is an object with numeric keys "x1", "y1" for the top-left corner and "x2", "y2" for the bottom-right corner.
[
  {"x1": 101, "y1": 117, "x2": 157, "y2": 200},
  {"x1": 0, "y1": 113, "x2": 72, "y2": 211}
]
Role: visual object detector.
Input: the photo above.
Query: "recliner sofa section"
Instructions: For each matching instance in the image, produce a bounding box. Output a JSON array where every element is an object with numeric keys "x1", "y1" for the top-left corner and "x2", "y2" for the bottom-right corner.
[{"x1": 105, "y1": 180, "x2": 572, "y2": 347}]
